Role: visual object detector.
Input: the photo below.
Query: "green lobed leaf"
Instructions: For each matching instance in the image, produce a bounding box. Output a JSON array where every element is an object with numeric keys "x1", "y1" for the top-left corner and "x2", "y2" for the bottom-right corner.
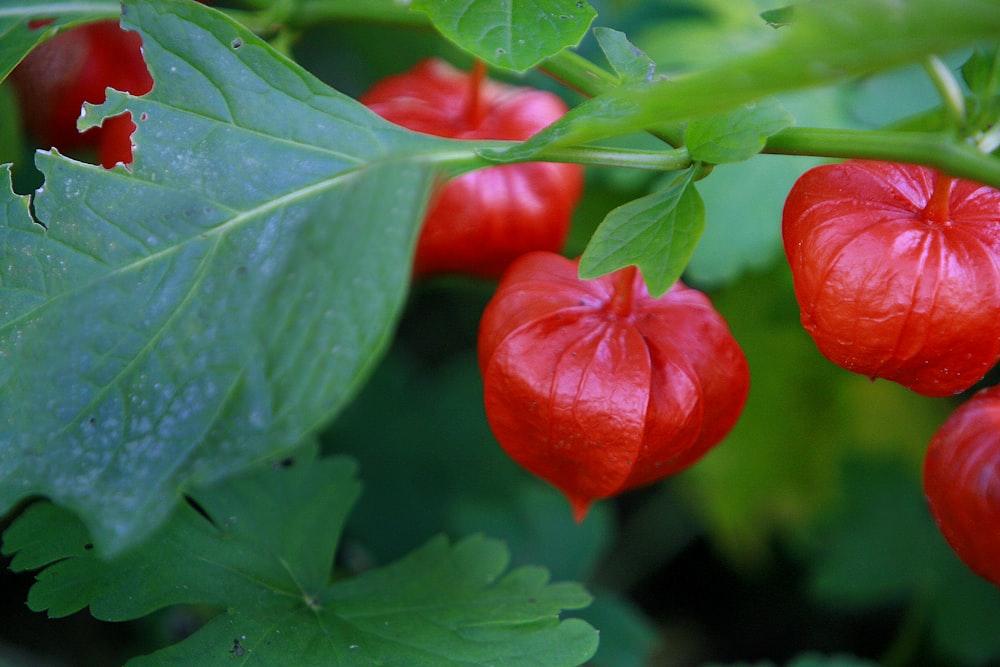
[
  {"x1": 0, "y1": 0, "x2": 120, "y2": 82},
  {"x1": 685, "y1": 97, "x2": 793, "y2": 164},
  {"x1": 1, "y1": 456, "x2": 598, "y2": 666},
  {"x1": 0, "y1": 0, "x2": 471, "y2": 556},
  {"x1": 409, "y1": 0, "x2": 596, "y2": 72},
  {"x1": 490, "y1": 0, "x2": 1000, "y2": 160},
  {"x1": 593, "y1": 27, "x2": 655, "y2": 84},
  {"x1": 578, "y1": 168, "x2": 704, "y2": 297}
]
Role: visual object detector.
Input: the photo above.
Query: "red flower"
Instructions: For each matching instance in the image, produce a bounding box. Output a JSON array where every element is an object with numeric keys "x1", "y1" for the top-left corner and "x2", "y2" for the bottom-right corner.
[{"x1": 478, "y1": 252, "x2": 749, "y2": 520}]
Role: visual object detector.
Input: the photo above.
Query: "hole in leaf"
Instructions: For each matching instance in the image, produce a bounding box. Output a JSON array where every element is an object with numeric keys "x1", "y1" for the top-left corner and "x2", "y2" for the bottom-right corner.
[
  {"x1": 10, "y1": 20, "x2": 154, "y2": 168},
  {"x1": 98, "y1": 113, "x2": 139, "y2": 169},
  {"x1": 183, "y1": 495, "x2": 218, "y2": 528},
  {"x1": 271, "y1": 457, "x2": 296, "y2": 470}
]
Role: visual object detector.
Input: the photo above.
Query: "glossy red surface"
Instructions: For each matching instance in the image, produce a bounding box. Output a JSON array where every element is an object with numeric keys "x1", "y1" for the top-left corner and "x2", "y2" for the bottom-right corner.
[
  {"x1": 361, "y1": 58, "x2": 583, "y2": 278},
  {"x1": 478, "y1": 251, "x2": 749, "y2": 519},
  {"x1": 783, "y1": 160, "x2": 1000, "y2": 396},
  {"x1": 925, "y1": 384, "x2": 1000, "y2": 588}
]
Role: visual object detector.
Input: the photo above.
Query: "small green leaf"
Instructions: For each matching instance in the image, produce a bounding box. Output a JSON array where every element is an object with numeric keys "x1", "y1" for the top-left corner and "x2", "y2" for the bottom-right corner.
[
  {"x1": 579, "y1": 169, "x2": 704, "y2": 297},
  {"x1": 0, "y1": 0, "x2": 119, "y2": 81},
  {"x1": 409, "y1": 0, "x2": 596, "y2": 72},
  {"x1": 960, "y1": 45, "x2": 1000, "y2": 97},
  {"x1": 593, "y1": 27, "x2": 655, "y2": 83},
  {"x1": 760, "y1": 6, "x2": 795, "y2": 28},
  {"x1": 2, "y1": 457, "x2": 598, "y2": 666},
  {"x1": 685, "y1": 97, "x2": 793, "y2": 164}
]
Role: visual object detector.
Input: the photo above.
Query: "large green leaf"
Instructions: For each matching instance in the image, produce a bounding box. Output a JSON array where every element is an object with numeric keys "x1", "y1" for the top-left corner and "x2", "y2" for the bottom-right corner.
[
  {"x1": 409, "y1": 0, "x2": 596, "y2": 72},
  {"x1": 0, "y1": 0, "x2": 473, "y2": 555},
  {"x1": 492, "y1": 0, "x2": 1000, "y2": 159},
  {"x1": 2, "y1": 456, "x2": 598, "y2": 666},
  {"x1": 0, "y1": 0, "x2": 119, "y2": 81}
]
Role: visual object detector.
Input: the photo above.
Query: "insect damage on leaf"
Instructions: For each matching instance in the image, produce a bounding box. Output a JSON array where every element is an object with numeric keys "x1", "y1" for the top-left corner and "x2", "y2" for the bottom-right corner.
[{"x1": 0, "y1": 0, "x2": 454, "y2": 556}]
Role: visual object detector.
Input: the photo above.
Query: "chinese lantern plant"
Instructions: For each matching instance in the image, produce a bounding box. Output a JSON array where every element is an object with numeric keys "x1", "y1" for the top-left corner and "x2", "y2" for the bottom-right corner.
[
  {"x1": 924, "y1": 384, "x2": 1000, "y2": 588},
  {"x1": 361, "y1": 58, "x2": 584, "y2": 278},
  {"x1": 478, "y1": 251, "x2": 750, "y2": 520},
  {"x1": 9, "y1": 19, "x2": 153, "y2": 167},
  {"x1": 6, "y1": 0, "x2": 1000, "y2": 664},
  {"x1": 782, "y1": 159, "x2": 1000, "y2": 397}
]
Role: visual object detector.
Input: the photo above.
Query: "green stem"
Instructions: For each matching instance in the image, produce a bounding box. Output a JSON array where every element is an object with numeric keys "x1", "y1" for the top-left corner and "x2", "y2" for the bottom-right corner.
[
  {"x1": 764, "y1": 127, "x2": 1000, "y2": 189},
  {"x1": 530, "y1": 145, "x2": 691, "y2": 171},
  {"x1": 540, "y1": 50, "x2": 686, "y2": 147},
  {"x1": 977, "y1": 123, "x2": 1000, "y2": 153},
  {"x1": 923, "y1": 55, "x2": 967, "y2": 131},
  {"x1": 436, "y1": 142, "x2": 690, "y2": 179},
  {"x1": 539, "y1": 49, "x2": 620, "y2": 97}
]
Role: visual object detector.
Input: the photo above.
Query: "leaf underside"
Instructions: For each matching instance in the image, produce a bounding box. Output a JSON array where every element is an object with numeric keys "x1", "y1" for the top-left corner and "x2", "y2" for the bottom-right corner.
[{"x1": 0, "y1": 0, "x2": 452, "y2": 555}]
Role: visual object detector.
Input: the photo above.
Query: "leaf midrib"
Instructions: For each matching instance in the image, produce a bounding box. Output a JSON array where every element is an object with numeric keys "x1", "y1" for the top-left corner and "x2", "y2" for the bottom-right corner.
[{"x1": 1, "y1": 140, "x2": 476, "y2": 339}]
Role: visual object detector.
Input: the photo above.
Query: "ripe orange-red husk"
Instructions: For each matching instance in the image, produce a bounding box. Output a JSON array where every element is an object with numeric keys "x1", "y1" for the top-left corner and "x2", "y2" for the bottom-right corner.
[{"x1": 478, "y1": 252, "x2": 750, "y2": 520}]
